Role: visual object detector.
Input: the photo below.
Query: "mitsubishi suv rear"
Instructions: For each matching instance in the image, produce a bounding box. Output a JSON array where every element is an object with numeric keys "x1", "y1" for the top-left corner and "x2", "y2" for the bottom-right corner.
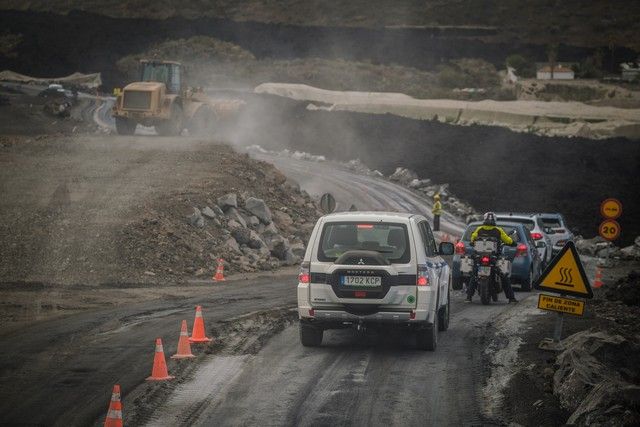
[{"x1": 297, "y1": 212, "x2": 454, "y2": 351}]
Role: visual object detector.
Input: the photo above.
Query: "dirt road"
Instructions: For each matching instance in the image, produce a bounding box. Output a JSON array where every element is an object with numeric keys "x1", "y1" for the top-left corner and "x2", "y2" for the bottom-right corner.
[{"x1": 160, "y1": 293, "x2": 518, "y2": 426}]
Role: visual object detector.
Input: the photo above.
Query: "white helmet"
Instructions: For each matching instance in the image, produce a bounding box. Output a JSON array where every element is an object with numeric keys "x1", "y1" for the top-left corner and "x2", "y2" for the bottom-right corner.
[{"x1": 483, "y1": 212, "x2": 496, "y2": 226}]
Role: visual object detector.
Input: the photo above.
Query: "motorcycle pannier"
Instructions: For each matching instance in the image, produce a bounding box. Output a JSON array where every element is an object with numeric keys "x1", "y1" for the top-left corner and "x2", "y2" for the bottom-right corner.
[
  {"x1": 497, "y1": 258, "x2": 512, "y2": 276},
  {"x1": 460, "y1": 256, "x2": 474, "y2": 274}
]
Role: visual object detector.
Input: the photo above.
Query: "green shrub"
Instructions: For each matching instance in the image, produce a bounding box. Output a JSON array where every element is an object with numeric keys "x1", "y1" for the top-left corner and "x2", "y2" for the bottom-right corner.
[{"x1": 505, "y1": 54, "x2": 535, "y2": 78}]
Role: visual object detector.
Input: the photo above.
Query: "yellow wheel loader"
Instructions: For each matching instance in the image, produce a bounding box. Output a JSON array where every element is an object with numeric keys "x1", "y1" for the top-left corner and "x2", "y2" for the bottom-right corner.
[{"x1": 112, "y1": 60, "x2": 242, "y2": 136}]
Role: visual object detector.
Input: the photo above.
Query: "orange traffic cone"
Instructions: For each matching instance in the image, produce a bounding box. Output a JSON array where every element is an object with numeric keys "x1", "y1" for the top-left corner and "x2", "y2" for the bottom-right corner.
[
  {"x1": 146, "y1": 338, "x2": 175, "y2": 381},
  {"x1": 593, "y1": 267, "x2": 603, "y2": 288},
  {"x1": 104, "y1": 384, "x2": 123, "y2": 427},
  {"x1": 213, "y1": 258, "x2": 225, "y2": 281},
  {"x1": 189, "y1": 306, "x2": 212, "y2": 343},
  {"x1": 171, "y1": 320, "x2": 195, "y2": 359}
]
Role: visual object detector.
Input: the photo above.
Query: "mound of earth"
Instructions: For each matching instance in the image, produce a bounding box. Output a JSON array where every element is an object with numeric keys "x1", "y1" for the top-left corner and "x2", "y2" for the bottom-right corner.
[
  {"x1": 605, "y1": 271, "x2": 640, "y2": 307},
  {"x1": 0, "y1": 134, "x2": 319, "y2": 286}
]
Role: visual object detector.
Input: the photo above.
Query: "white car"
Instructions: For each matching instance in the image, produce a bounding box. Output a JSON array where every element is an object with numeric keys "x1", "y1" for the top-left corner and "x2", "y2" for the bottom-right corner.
[
  {"x1": 537, "y1": 213, "x2": 574, "y2": 256},
  {"x1": 297, "y1": 212, "x2": 454, "y2": 351}
]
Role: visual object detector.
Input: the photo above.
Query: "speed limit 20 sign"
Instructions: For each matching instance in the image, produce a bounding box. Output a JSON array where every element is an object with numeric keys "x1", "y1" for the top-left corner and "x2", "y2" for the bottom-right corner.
[{"x1": 599, "y1": 219, "x2": 621, "y2": 241}]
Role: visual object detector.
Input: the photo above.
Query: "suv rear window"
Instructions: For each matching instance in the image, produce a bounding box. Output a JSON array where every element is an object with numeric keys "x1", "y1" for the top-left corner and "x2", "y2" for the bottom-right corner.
[
  {"x1": 462, "y1": 224, "x2": 522, "y2": 242},
  {"x1": 496, "y1": 217, "x2": 535, "y2": 231},
  {"x1": 539, "y1": 217, "x2": 562, "y2": 228},
  {"x1": 318, "y1": 222, "x2": 410, "y2": 263}
]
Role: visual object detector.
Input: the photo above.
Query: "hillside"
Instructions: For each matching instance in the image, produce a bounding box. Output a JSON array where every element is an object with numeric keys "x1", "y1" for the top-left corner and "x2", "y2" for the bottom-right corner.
[{"x1": 2, "y1": 0, "x2": 640, "y2": 50}]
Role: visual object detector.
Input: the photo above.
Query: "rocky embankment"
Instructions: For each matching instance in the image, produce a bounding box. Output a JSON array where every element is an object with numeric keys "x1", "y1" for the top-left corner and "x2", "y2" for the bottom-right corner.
[{"x1": 120, "y1": 162, "x2": 320, "y2": 280}]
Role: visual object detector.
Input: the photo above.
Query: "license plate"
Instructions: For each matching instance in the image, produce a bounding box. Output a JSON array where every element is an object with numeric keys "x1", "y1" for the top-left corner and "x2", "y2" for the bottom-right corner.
[
  {"x1": 478, "y1": 266, "x2": 491, "y2": 277},
  {"x1": 340, "y1": 275, "x2": 381, "y2": 287}
]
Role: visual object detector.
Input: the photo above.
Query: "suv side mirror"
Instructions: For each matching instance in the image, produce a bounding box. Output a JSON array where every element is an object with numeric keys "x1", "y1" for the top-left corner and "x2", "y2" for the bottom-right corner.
[
  {"x1": 544, "y1": 227, "x2": 555, "y2": 235},
  {"x1": 536, "y1": 241, "x2": 546, "y2": 249},
  {"x1": 439, "y1": 242, "x2": 454, "y2": 256}
]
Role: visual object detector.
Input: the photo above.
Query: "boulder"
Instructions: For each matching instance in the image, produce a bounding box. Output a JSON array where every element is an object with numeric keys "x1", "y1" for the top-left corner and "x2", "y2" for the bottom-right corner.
[
  {"x1": 269, "y1": 236, "x2": 290, "y2": 260},
  {"x1": 224, "y1": 237, "x2": 241, "y2": 254},
  {"x1": 620, "y1": 244, "x2": 640, "y2": 260},
  {"x1": 409, "y1": 178, "x2": 432, "y2": 189},
  {"x1": 187, "y1": 207, "x2": 205, "y2": 228},
  {"x1": 217, "y1": 193, "x2": 237, "y2": 210},
  {"x1": 281, "y1": 248, "x2": 299, "y2": 266},
  {"x1": 227, "y1": 219, "x2": 243, "y2": 230},
  {"x1": 388, "y1": 167, "x2": 418, "y2": 185},
  {"x1": 290, "y1": 242, "x2": 306, "y2": 257},
  {"x1": 575, "y1": 236, "x2": 612, "y2": 256},
  {"x1": 226, "y1": 207, "x2": 247, "y2": 228},
  {"x1": 245, "y1": 197, "x2": 272, "y2": 224},
  {"x1": 273, "y1": 210, "x2": 294, "y2": 228},
  {"x1": 231, "y1": 228, "x2": 252, "y2": 246},
  {"x1": 201, "y1": 206, "x2": 217, "y2": 219},
  {"x1": 248, "y1": 230, "x2": 266, "y2": 250},
  {"x1": 261, "y1": 222, "x2": 280, "y2": 238},
  {"x1": 244, "y1": 215, "x2": 260, "y2": 228}
]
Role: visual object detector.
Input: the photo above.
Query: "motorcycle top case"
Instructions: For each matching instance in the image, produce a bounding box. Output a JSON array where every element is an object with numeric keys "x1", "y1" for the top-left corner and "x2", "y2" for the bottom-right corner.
[
  {"x1": 496, "y1": 258, "x2": 512, "y2": 276},
  {"x1": 474, "y1": 240, "x2": 498, "y2": 253}
]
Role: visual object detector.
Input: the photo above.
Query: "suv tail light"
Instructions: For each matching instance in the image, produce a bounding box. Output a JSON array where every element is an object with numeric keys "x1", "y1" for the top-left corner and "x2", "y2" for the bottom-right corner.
[
  {"x1": 455, "y1": 241, "x2": 465, "y2": 255},
  {"x1": 531, "y1": 232, "x2": 543, "y2": 240},
  {"x1": 417, "y1": 265, "x2": 429, "y2": 286},
  {"x1": 516, "y1": 244, "x2": 528, "y2": 257},
  {"x1": 481, "y1": 256, "x2": 490, "y2": 265},
  {"x1": 298, "y1": 261, "x2": 310, "y2": 284}
]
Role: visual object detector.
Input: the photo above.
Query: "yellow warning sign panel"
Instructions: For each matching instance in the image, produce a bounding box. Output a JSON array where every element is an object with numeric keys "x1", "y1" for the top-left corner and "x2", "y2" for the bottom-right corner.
[
  {"x1": 535, "y1": 241, "x2": 593, "y2": 298},
  {"x1": 538, "y1": 294, "x2": 585, "y2": 316}
]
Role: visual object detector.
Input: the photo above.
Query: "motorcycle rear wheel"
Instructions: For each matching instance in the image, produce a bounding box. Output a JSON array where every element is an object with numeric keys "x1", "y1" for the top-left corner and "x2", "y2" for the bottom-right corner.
[{"x1": 478, "y1": 277, "x2": 491, "y2": 305}]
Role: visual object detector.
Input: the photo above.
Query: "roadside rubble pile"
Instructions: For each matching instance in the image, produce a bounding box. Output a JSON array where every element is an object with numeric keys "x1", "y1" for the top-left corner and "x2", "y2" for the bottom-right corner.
[
  {"x1": 388, "y1": 167, "x2": 479, "y2": 222},
  {"x1": 575, "y1": 235, "x2": 640, "y2": 261},
  {"x1": 553, "y1": 329, "x2": 640, "y2": 425},
  {"x1": 604, "y1": 270, "x2": 640, "y2": 307},
  {"x1": 120, "y1": 155, "x2": 320, "y2": 279}
]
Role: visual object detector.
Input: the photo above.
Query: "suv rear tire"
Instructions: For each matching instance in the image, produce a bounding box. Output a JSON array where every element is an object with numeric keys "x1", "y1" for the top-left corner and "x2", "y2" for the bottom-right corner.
[
  {"x1": 521, "y1": 268, "x2": 533, "y2": 292},
  {"x1": 416, "y1": 317, "x2": 438, "y2": 351},
  {"x1": 299, "y1": 322, "x2": 323, "y2": 347},
  {"x1": 438, "y1": 287, "x2": 450, "y2": 332}
]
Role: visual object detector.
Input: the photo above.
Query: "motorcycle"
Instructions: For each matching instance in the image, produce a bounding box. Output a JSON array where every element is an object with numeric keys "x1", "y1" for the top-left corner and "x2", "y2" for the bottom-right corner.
[{"x1": 470, "y1": 237, "x2": 511, "y2": 305}]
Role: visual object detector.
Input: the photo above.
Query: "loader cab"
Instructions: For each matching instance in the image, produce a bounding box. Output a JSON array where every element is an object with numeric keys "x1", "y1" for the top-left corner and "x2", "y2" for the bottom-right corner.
[{"x1": 139, "y1": 60, "x2": 182, "y2": 94}]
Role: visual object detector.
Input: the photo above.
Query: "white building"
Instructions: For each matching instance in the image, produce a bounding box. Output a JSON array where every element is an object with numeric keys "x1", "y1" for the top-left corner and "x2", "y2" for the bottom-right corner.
[
  {"x1": 621, "y1": 63, "x2": 640, "y2": 82},
  {"x1": 536, "y1": 65, "x2": 575, "y2": 80}
]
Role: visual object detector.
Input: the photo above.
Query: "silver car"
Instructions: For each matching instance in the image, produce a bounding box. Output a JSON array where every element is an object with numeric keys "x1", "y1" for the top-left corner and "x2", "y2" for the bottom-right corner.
[{"x1": 495, "y1": 213, "x2": 553, "y2": 268}]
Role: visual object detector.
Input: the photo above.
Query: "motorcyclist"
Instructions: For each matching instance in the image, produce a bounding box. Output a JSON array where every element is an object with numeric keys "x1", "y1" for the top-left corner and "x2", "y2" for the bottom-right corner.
[{"x1": 466, "y1": 212, "x2": 518, "y2": 303}]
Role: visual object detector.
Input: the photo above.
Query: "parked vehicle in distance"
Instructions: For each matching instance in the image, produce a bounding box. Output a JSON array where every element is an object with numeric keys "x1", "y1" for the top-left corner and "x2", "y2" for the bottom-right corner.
[
  {"x1": 537, "y1": 213, "x2": 574, "y2": 256},
  {"x1": 495, "y1": 212, "x2": 553, "y2": 267},
  {"x1": 297, "y1": 212, "x2": 454, "y2": 351},
  {"x1": 453, "y1": 221, "x2": 543, "y2": 291}
]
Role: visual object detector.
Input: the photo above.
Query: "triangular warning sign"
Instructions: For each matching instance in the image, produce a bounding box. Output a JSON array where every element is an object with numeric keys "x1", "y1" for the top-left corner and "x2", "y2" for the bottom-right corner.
[{"x1": 535, "y1": 241, "x2": 593, "y2": 298}]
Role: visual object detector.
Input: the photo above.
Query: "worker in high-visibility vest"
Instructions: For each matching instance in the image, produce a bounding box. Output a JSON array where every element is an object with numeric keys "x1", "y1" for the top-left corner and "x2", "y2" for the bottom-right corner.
[{"x1": 432, "y1": 194, "x2": 442, "y2": 231}]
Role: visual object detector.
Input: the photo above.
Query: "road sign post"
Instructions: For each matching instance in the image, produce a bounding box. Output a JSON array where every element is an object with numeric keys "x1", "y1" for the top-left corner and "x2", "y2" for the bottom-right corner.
[
  {"x1": 535, "y1": 241, "x2": 593, "y2": 351},
  {"x1": 553, "y1": 313, "x2": 564, "y2": 343}
]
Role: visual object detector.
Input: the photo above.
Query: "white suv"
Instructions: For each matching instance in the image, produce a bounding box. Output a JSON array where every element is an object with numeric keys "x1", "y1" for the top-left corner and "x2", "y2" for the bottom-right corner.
[{"x1": 297, "y1": 212, "x2": 454, "y2": 351}]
